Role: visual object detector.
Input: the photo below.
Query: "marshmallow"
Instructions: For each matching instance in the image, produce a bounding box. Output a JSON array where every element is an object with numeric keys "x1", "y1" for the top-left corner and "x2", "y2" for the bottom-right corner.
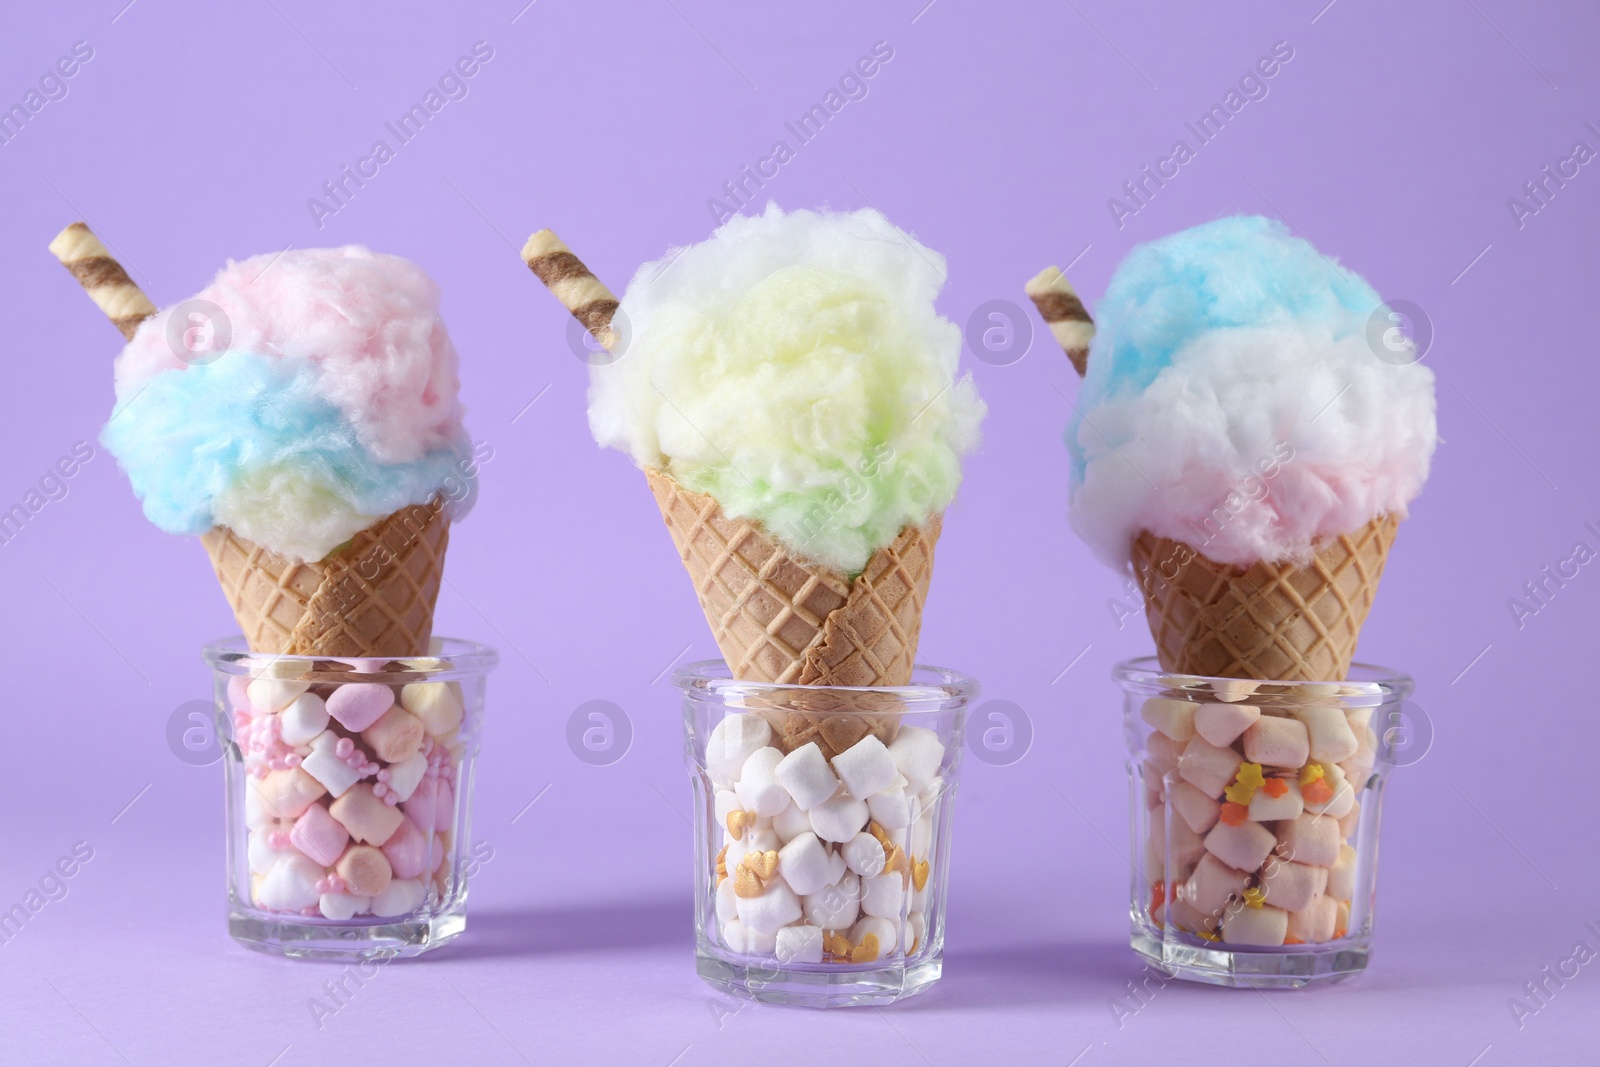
[
  {"x1": 244, "y1": 782, "x2": 271, "y2": 829},
  {"x1": 1140, "y1": 698, "x2": 1197, "y2": 742},
  {"x1": 1286, "y1": 894, "x2": 1338, "y2": 943},
  {"x1": 735, "y1": 877, "x2": 802, "y2": 935},
  {"x1": 1327, "y1": 843, "x2": 1358, "y2": 901},
  {"x1": 1258, "y1": 859, "x2": 1327, "y2": 913},
  {"x1": 1247, "y1": 779, "x2": 1304, "y2": 822},
  {"x1": 714, "y1": 789, "x2": 744, "y2": 833},
  {"x1": 326, "y1": 682, "x2": 395, "y2": 732},
  {"x1": 362, "y1": 706, "x2": 425, "y2": 764},
  {"x1": 1221, "y1": 903, "x2": 1288, "y2": 946},
  {"x1": 867, "y1": 776, "x2": 913, "y2": 829},
  {"x1": 1194, "y1": 702, "x2": 1261, "y2": 748},
  {"x1": 720, "y1": 919, "x2": 777, "y2": 955},
  {"x1": 861, "y1": 873, "x2": 905, "y2": 919},
  {"x1": 1170, "y1": 781, "x2": 1221, "y2": 834},
  {"x1": 841, "y1": 832, "x2": 886, "y2": 877},
  {"x1": 330, "y1": 782, "x2": 406, "y2": 846},
  {"x1": 1168, "y1": 813, "x2": 1206, "y2": 868},
  {"x1": 1184, "y1": 853, "x2": 1250, "y2": 916},
  {"x1": 778, "y1": 832, "x2": 840, "y2": 896},
  {"x1": 248, "y1": 825, "x2": 295, "y2": 874},
  {"x1": 1305, "y1": 762, "x2": 1355, "y2": 819},
  {"x1": 1178, "y1": 737, "x2": 1243, "y2": 798},
  {"x1": 400, "y1": 681, "x2": 464, "y2": 737},
  {"x1": 369, "y1": 878, "x2": 426, "y2": 918},
  {"x1": 318, "y1": 893, "x2": 371, "y2": 920},
  {"x1": 771, "y1": 801, "x2": 812, "y2": 844},
  {"x1": 278, "y1": 692, "x2": 330, "y2": 746},
  {"x1": 809, "y1": 794, "x2": 870, "y2": 843},
  {"x1": 227, "y1": 674, "x2": 252, "y2": 713},
  {"x1": 1339, "y1": 724, "x2": 1377, "y2": 790},
  {"x1": 775, "y1": 924, "x2": 825, "y2": 964},
  {"x1": 248, "y1": 678, "x2": 309, "y2": 715},
  {"x1": 774, "y1": 743, "x2": 841, "y2": 811},
  {"x1": 851, "y1": 915, "x2": 899, "y2": 955},
  {"x1": 887, "y1": 726, "x2": 945, "y2": 793},
  {"x1": 381, "y1": 815, "x2": 431, "y2": 879},
  {"x1": 1293, "y1": 705, "x2": 1358, "y2": 764},
  {"x1": 1205, "y1": 820, "x2": 1276, "y2": 873},
  {"x1": 1210, "y1": 679, "x2": 1260, "y2": 703},
  {"x1": 252, "y1": 767, "x2": 327, "y2": 820},
  {"x1": 1242, "y1": 715, "x2": 1310, "y2": 768},
  {"x1": 1145, "y1": 731, "x2": 1184, "y2": 781},
  {"x1": 1337, "y1": 800, "x2": 1361, "y2": 841},
  {"x1": 803, "y1": 873, "x2": 860, "y2": 929},
  {"x1": 706, "y1": 714, "x2": 772, "y2": 787},
  {"x1": 256, "y1": 854, "x2": 323, "y2": 911},
  {"x1": 336, "y1": 844, "x2": 394, "y2": 897},
  {"x1": 405, "y1": 776, "x2": 454, "y2": 833},
  {"x1": 832, "y1": 735, "x2": 898, "y2": 799},
  {"x1": 1277, "y1": 813, "x2": 1341, "y2": 867},
  {"x1": 735, "y1": 746, "x2": 790, "y2": 817},
  {"x1": 382, "y1": 751, "x2": 428, "y2": 804},
  {"x1": 300, "y1": 730, "x2": 367, "y2": 799},
  {"x1": 290, "y1": 803, "x2": 350, "y2": 867},
  {"x1": 907, "y1": 911, "x2": 927, "y2": 956},
  {"x1": 716, "y1": 874, "x2": 738, "y2": 924},
  {"x1": 910, "y1": 813, "x2": 933, "y2": 860},
  {"x1": 1166, "y1": 897, "x2": 1216, "y2": 937}
]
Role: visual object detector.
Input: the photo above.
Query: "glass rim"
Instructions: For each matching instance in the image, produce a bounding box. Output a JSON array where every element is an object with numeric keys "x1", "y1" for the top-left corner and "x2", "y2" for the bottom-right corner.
[
  {"x1": 672, "y1": 659, "x2": 978, "y2": 706},
  {"x1": 202, "y1": 635, "x2": 499, "y2": 681},
  {"x1": 1112, "y1": 655, "x2": 1412, "y2": 701}
]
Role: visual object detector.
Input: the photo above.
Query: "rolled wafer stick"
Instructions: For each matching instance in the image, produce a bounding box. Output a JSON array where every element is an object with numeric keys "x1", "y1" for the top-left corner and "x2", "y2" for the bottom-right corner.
[
  {"x1": 521, "y1": 229, "x2": 620, "y2": 350},
  {"x1": 1026, "y1": 265, "x2": 1095, "y2": 377},
  {"x1": 49, "y1": 222, "x2": 158, "y2": 341}
]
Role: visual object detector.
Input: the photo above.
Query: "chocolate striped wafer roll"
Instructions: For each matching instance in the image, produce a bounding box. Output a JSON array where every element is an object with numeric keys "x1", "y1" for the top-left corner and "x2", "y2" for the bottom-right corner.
[
  {"x1": 522, "y1": 229, "x2": 620, "y2": 350},
  {"x1": 49, "y1": 222, "x2": 157, "y2": 341},
  {"x1": 1026, "y1": 265, "x2": 1095, "y2": 377}
]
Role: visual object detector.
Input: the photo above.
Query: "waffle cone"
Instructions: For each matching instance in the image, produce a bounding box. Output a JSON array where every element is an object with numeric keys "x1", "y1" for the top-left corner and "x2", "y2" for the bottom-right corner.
[
  {"x1": 201, "y1": 501, "x2": 450, "y2": 657},
  {"x1": 1130, "y1": 514, "x2": 1399, "y2": 681},
  {"x1": 647, "y1": 469, "x2": 939, "y2": 749}
]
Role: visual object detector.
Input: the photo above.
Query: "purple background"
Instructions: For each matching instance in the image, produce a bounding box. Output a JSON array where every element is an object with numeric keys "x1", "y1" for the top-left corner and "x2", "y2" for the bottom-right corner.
[{"x1": 2, "y1": 0, "x2": 1597, "y2": 1063}]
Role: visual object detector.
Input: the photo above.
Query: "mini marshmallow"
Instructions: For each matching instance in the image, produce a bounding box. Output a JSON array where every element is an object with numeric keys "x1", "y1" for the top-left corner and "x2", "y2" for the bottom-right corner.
[
  {"x1": 362, "y1": 706, "x2": 425, "y2": 764},
  {"x1": 1221, "y1": 903, "x2": 1288, "y2": 946},
  {"x1": 337, "y1": 844, "x2": 394, "y2": 897},
  {"x1": 404, "y1": 775, "x2": 454, "y2": 832},
  {"x1": 851, "y1": 915, "x2": 899, "y2": 955},
  {"x1": 1337, "y1": 800, "x2": 1361, "y2": 841},
  {"x1": 714, "y1": 789, "x2": 744, "y2": 834},
  {"x1": 777, "y1": 832, "x2": 839, "y2": 896},
  {"x1": 771, "y1": 801, "x2": 812, "y2": 844},
  {"x1": 330, "y1": 782, "x2": 406, "y2": 846},
  {"x1": 1170, "y1": 781, "x2": 1221, "y2": 834},
  {"x1": 400, "y1": 681, "x2": 464, "y2": 737},
  {"x1": 227, "y1": 674, "x2": 252, "y2": 712},
  {"x1": 1145, "y1": 731, "x2": 1184, "y2": 781},
  {"x1": 1144, "y1": 816, "x2": 1165, "y2": 874},
  {"x1": 1327, "y1": 843, "x2": 1357, "y2": 901},
  {"x1": 1194, "y1": 702, "x2": 1261, "y2": 748},
  {"x1": 1184, "y1": 853, "x2": 1250, "y2": 915},
  {"x1": 1248, "y1": 779, "x2": 1304, "y2": 822},
  {"x1": 252, "y1": 767, "x2": 327, "y2": 820},
  {"x1": 907, "y1": 911, "x2": 927, "y2": 956},
  {"x1": 1140, "y1": 698, "x2": 1197, "y2": 742},
  {"x1": 1293, "y1": 705, "x2": 1359, "y2": 763},
  {"x1": 1305, "y1": 762, "x2": 1355, "y2": 819},
  {"x1": 244, "y1": 782, "x2": 271, "y2": 829},
  {"x1": 1339, "y1": 724, "x2": 1377, "y2": 790},
  {"x1": 775, "y1": 924, "x2": 824, "y2": 964},
  {"x1": 774, "y1": 743, "x2": 841, "y2": 811},
  {"x1": 1167, "y1": 897, "x2": 1217, "y2": 937},
  {"x1": 369, "y1": 877, "x2": 426, "y2": 918},
  {"x1": 720, "y1": 919, "x2": 777, "y2": 956},
  {"x1": 381, "y1": 815, "x2": 430, "y2": 879},
  {"x1": 1205, "y1": 820, "x2": 1276, "y2": 873},
  {"x1": 809, "y1": 794, "x2": 870, "y2": 843},
  {"x1": 1169, "y1": 814, "x2": 1206, "y2": 868},
  {"x1": 861, "y1": 872, "x2": 906, "y2": 919},
  {"x1": 803, "y1": 873, "x2": 860, "y2": 929},
  {"x1": 382, "y1": 751, "x2": 429, "y2": 804},
  {"x1": 256, "y1": 854, "x2": 323, "y2": 911},
  {"x1": 706, "y1": 713, "x2": 772, "y2": 787},
  {"x1": 300, "y1": 731, "x2": 367, "y2": 799},
  {"x1": 716, "y1": 874, "x2": 738, "y2": 924},
  {"x1": 832, "y1": 734, "x2": 898, "y2": 799},
  {"x1": 290, "y1": 803, "x2": 350, "y2": 867},
  {"x1": 278, "y1": 692, "x2": 330, "y2": 746},
  {"x1": 910, "y1": 814, "x2": 933, "y2": 860},
  {"x1": 735, "y1": 877, "x2": 802, "y2": 935},
  {"x1": 867, "y1": 775, "x2": 913, "y2": 829},
  {"x1": 1178, "y1": 737, "x2": 1243, "y2": 798},
  {"x1": 1277, "y1": 813, "x2": 1341, "y2": 867},
  {"x1": 1287, "y1": 894, "x2": 1338, "y2": 943},
  {"x1": 248, "y1": 825, "x2": 296, "y2": 874},
  {"x1": 841, "y1": 832, "x2": 886, "y2": 877},
  {"x1": 1259, "y1": 859, "x2": 1327, "y2": 913},
  {"x1": 1242, "y1": 715, "x2": 1310, "y2": 768},
  {"x1": 1210, "y1": 679, "x2": 1260, "y2": 703},
  {"x1": 318, "y1": 893, "x2": 371, "y2": 920},
  {"x1": 248, "y1": 678, "x2": 309, "y2": 715},
  {"x1": 735, "y1": 746, "x2": 790, "y2": 817},
  {"x1": 326, "y1": 683, "x2": 395, "y2": 732},
  {"x1": 887, "y1": 726, "x2": 945, "y2": 793}
]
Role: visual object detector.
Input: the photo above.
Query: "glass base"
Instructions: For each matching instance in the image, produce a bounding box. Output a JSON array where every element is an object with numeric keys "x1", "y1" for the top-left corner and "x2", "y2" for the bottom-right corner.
[
  {"x1": 1132, "y1": 927, "x2": 1368, "y2": 988},
  {"x1": 696, "y1": 948, "x2": 943, "y2": 1007},
  {"x1": 229, "y1": 905, "x2": 466, "y2": 960}
]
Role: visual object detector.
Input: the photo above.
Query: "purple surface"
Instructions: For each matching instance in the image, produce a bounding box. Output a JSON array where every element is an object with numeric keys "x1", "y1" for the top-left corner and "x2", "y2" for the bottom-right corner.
[{"x1": 2, "y1": 0, "x2": 1598, "y2": 1063}]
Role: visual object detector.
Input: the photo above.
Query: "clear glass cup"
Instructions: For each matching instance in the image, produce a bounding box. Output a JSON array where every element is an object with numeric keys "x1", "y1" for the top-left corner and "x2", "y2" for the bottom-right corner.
[
  {"x1": 675, "y1": 661, "x2": 976, "y2": 1008},
  {"x1": 1118, "y1": 656, "x2": 1411, "y2": 988},
  {"x1": 204, "y1": 637, "x2": 498, "y2": 959}
]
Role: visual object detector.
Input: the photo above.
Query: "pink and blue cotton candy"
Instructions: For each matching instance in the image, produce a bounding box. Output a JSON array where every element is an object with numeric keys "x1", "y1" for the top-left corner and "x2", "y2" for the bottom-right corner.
[{"x1": 103, "y1": 247, "x2": 475, "y2": 562}]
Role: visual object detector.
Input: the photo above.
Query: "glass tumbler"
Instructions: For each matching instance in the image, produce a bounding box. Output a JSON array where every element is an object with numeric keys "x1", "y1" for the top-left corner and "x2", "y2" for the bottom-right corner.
[
  {"x1": 676, "y1": 662, "x2": 975, "y2": 1007},
  {"x1": 205, "y1": 637, "x2": 498, "y2": 959},
  {"x1": 1119, "y1": 656, "x2": 1412, "y2": 987}
]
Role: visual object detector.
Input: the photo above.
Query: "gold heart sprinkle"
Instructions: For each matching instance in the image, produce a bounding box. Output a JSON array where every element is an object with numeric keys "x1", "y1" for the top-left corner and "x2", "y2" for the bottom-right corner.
[
  {"x1": 733, "y1": 865, "x2": 764, "y2": 898},
  {"x1": 912, "y1": 859, "x2": 930, "y2": 892},
  {"x1": 851, "y1": 933, "x2": 881, "y2": 963},
  {"x1": 726, "y1": 810, "x2": 753, "y2": 841}
]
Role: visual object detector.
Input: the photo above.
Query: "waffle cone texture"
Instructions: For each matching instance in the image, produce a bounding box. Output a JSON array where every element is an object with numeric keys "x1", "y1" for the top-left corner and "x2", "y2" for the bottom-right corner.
[
  {"x1": 201, "y1": 501, "x2": 450, "y2": 657},
  {"x1": 1130, "y1": 513, "x2": 1399, "y2": 682}
]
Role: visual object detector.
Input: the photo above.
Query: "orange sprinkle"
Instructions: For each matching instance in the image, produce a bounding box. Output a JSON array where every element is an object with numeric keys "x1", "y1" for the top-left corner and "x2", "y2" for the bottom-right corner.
[
  {"x1": 1219, "y1": 802, "x2": 1248, "y2": 826},
  {"x1": 1261, "y1": 778, "x2": 1288, "y2": 798},
  {"x1": 1284, "y1": 937, "x2": 1305, "y2": 945},
  {"x1": 1302, "y1": 779, "x2": 1334, "y2": 806}
]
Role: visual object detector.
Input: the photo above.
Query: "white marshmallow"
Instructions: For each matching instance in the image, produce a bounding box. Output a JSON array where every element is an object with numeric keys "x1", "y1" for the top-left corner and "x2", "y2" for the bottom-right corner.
[
  {"x1": 1204, "y1": 820, "x2": 1277, "y2": 873},
  {"x1": 1327, "y1": 843, "x2": 1358, "y2": 901},
  {"x1": 721, "y1": 919, "x2": 777, "y2": 955},
  {"x1": 278, "y1": 692, "x2": 330, "y2": 746},
  {"x1": 850, "y1": 915, "x2": 899, "y2": 954},
  {"x1": 771, "y1": 801, "x2": 812, "y2": 844},
  {"x1": 1305, "y1": 762, "x2": 1355, "y2": 819},
  {"x1": 803, "y1": 873, "x2": 860, "y2": 929},
  {"x1": 716, "y1": 874, "x2": 738, "y2": 923},
  {"x1": 907, "y1": 911, "x2": 928, "y2": 955},
  {"x1": 917, "y1": 778, "x2": 945, "y2": 815},
  {"x1": 1170, "y1": 780, "x2": 1221, "y2": 834},
  {"x1": 1221, "y1": 903, "x2": 1288, "y2": 946},
  {"x1": 1178, "y1": 737, "x2": 1243, "y2": 798},
  {"x1": 1194, "y1": 702, "x2": 1260, "y2": 748},
  {"x1": 724, "y1": 834, "x2": 749, "y2": 874},
  {"x1": 775, "y1": 924, "x2": 824, "y2": 964},
  {"x1": 383, "y1": 752, "x2": 429, "y2": 804},
  {"x1": 1293, "y1": 705, "x2": 1359, "y2": 763},
  {"x1": 841, "y1": 832, "x2": 886, "y2": 877},
  {"x1": 256, "y1": 854, "x2": 323, "y2": 911},
  {"x1": 910, "y1": 815, "x2": 933, "y2": 860},
  {"x1": 861, "y1": 873, "x2": 905, "y2": 919},
  {"x1": 1140, "y1": 698, "x2": 1197, "y2": 742},
  {"x1": 248, "y1": 828, "x2": 292, "y2": 874},
  {"x1": 714, "y1": 789, "x2": 743, "y2": 834},
  {"x1": 244, "y1": 782, "x2": 270, "y2": 829},
  {"x1": 1339, "y1": 725, "x2": 1377, "y2": 791},
  {"x1": 734, "y1": 746, "x2": 790, "y2": 817},
  {"x1": 832, "y1": 735, "x2": 898, "y2": 799},
  {"x1": 1210, "y1": 679, "x2": 1260, "y2": 703},
  {"x1": 809, "y1": 794, "x2": 870, "y2": 843},
  {"x1": 867, "y1": 776, "x2": 913, "y2": 829},
  {"x1": 300, "y1": 730, "x2": 364, "y2": 798},
  {"x1": 774, "y1": 743, "x2": 841, "y2": 811},
  {"x1": 706, "y1": 714, "x2": 772, "y2": 787},
  {"x1": 248, "y1": 679, "x2": 309, "y2": 715},
  {"x1": 735, "y1": 877, "x2": 802, "y2": 935},
  {"x1": 777, "y1": 832, "x2": 838, "y2": 896},
  {"x1": 369, "y1": 878, "x2": 426, "y2": 917},
  {"x1": 1247, "y1": 779, "x2": 1305, "y2": 822},
  {"x1": 887, "y1": 727, "x2": 945, "y2": 793},
  {"x1": 318, "y1": 892, "x2": 371, "y2": 920}
]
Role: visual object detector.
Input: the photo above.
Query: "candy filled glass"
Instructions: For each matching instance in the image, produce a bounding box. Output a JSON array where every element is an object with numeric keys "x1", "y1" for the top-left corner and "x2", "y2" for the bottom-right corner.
[
  {"x1": 676, "y1": 662, "x2": 975, "y2": 1008},
  {"x1": 205, "y1": 637, "x2": 498, "y2": 959},
  {"x1": 1119, "y1": 657, "x2": 1412, "y2": 988}
]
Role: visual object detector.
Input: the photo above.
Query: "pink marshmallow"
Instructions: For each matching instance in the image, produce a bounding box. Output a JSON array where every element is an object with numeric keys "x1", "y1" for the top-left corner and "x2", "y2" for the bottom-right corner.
[
  {"x1": 226, "y1": 675, "x2": 251, "y2": 713},
  {"x1": 289, "y1": 803, "x2": 350, "y2": 867},
  {"x1": 405, "y1": 776, "x2": 455, "y2": 833},
  {"x1": 1276, "y1": 813, "x2": 1341, "y2": 867},
  {"x1": 381, "y1": 815, "x2": 430, "y2": 879},
  {"x1": 1287, "y1": 894, "x2": 1338, "y2": 942},
  {"x1": 326, "y1": 683, "x2": 396, "y2": 732},
  {"x1": 1204, "y1": 819, "x2": 1277, "y2": 873},
  {"x1": 1258, "y1": 859, "x2": 1328, "y2": 913},
  {"x1": 1243, "y1": 715, "x2": 1310, "y2": 768},
  {"x1": 1193, "y1": 702, "x2": 1260, "y2": 748},
  {"x1": 1184, "y1": 852, "x2": 1249, "y2": 916},
  {"x1": 1170, "y1": 780, "x2": 1221, "y2": 834},
  {"x1": 1178, "y1": 737, "x2": 1243, "y2": 798}
]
